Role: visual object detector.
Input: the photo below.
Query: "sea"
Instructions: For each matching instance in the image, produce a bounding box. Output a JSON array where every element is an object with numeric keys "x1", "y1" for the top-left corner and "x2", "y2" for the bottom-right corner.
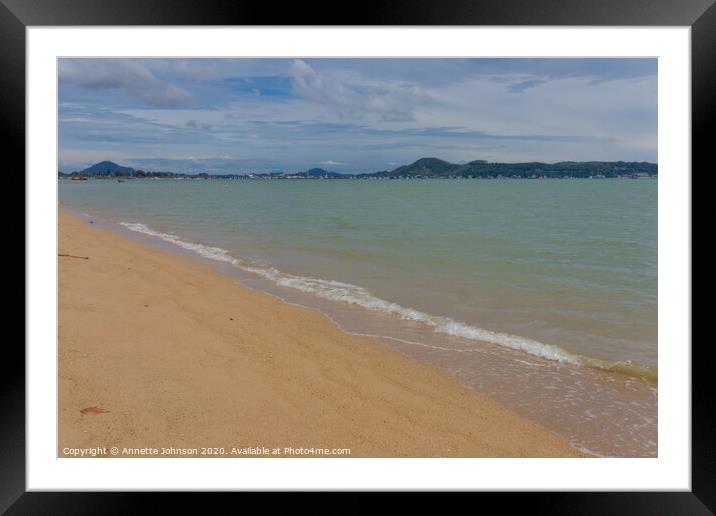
[{"x1": 59, "y1": 177, "x2": 658, "y2": 457}]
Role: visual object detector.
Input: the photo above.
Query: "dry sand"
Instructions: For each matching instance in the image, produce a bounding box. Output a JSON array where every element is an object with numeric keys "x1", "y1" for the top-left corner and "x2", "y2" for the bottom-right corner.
[{"x1": 59, "y1": 211, "x2": 583, "y2": 457}]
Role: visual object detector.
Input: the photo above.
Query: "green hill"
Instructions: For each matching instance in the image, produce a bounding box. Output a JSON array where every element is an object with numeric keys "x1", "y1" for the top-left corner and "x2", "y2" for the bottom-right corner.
[
  {"x1": 80, "y1": 161, "x2": 136, "y2": 175},
  {"x1": 364, "y1": 158, "x2": 657, "y2": 179}
]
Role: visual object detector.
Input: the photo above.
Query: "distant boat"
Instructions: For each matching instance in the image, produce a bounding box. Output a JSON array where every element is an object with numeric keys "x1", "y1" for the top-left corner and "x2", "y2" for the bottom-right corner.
[
  {"x1": 117, "y1": 179, "x2": 124, "y2": 183},
  {"x1": 71, "y1": 176, "x2": 88, "y2": 181}
]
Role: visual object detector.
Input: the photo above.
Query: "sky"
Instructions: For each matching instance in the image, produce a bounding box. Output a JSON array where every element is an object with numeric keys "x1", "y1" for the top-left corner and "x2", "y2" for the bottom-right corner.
[{"x1": 58, "y1": 58, "x2": 657, "y2": 173}]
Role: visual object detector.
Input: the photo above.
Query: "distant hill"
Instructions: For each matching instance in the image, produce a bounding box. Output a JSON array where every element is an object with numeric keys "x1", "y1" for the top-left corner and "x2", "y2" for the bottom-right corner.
[
  {"x1": 81, "y1": 161, "x2": 135, "y2": 175},
  {"x1": 389, "y1": 157, "x2": 460, "y2": 177},
  {"x1": 61, "y1": 157, "x2": 657, "y2": 180},
  {"x1": 305, "y1": 168, "x2": 344, "y2": 178},
  {"x1": 362, "y1": 158, "x2": 657, "y2": 179}
]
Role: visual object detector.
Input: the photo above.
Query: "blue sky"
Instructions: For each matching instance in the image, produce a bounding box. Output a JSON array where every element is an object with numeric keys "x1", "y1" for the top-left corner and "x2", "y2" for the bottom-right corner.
[{"x1": 58, "y1": 58, "x2": 657, "y2": 173}]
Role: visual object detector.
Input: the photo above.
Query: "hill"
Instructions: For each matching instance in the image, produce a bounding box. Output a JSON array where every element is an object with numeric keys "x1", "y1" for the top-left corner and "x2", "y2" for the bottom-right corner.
[
  {"x1": 363, "y1": 158, "x2": 657, "y2": 179},
  {"x1": 301, "y1": 168, "x2": 344, "y2": 178},
  {"x1": 388, "y1": 158, "x2": 459, "y2": 177},
  {"x1": 62, "y1": 157, "x2": 657, "y2": 180},
  {"x1": 80, "y1": 161, "x2": 136, "y2": 175}
]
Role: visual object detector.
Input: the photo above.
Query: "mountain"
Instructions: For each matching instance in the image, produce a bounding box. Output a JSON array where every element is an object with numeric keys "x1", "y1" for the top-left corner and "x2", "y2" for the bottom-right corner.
[
  {"x1": 81, "y1": 161, "x2": 135, "y2": 175},
  {"x1": 64, "y1": 157, "x2": 657, "y2": 179},
  {"x1": 305, "y1": 168, "x2": 344, "y2": 178},
  {"x1": 388, "y1": 157, "x2": 460, "y2": 177},
  {"x1": 363, "y1": 158, "x2": 657, "y2": 179}
]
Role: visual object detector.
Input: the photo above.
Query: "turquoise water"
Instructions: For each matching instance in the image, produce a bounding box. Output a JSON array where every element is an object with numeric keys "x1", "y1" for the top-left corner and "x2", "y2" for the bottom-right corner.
[
  {"x1": 60, "y1": 178, "x2": 657, "y2": 371},
  {"x1": 59, "y1": 177, "x2": 658, "y2": 456}
]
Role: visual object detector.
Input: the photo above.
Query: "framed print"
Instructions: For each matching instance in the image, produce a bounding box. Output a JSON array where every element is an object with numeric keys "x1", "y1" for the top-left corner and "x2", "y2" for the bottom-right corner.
[{"x1": 6, "y1": 0, "x2": 711, "y2": 510}]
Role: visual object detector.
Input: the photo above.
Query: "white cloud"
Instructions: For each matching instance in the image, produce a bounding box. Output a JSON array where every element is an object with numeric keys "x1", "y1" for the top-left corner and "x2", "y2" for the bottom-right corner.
[
  {"x1": 59, "y1": 59, "x2": 658, "y2": 170},
  {"x1": 289, "y1": 59, "x2": 426, "y2": 122},
  {"x1": 59, "y1": 59, "x2": 192, "y2": 107}
]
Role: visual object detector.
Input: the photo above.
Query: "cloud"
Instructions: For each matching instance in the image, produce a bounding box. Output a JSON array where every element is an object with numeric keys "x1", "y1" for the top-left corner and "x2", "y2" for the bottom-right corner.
[
  {"x1": 59, "y1": 58, "x2": 658, "y2": 171},
  {"x1": 124, "y1": 157, "x2": 280, "y2": 173},
  {"x1": 508, "y1": 78, "x2": 548, "y2": 93},
  {"x1": 185, "y1": 119, "x2": 212, "y2": 130},
  {"x1": 144, "y1": 59, "x2": 233, "y2": 81},
  {"x1": 289, "y1": 59, "x2": 424, "y2": 121},
  {"x1": 468, "y1": 59, "x2": 658, "y2": 93},
  {"x1": 59, "y1": 59, "x2": 193, "y2": 107}
]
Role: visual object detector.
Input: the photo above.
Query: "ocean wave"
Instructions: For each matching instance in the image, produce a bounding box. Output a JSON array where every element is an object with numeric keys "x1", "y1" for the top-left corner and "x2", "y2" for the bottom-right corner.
[
  {"x1": 120, "y1": 222, "x2": 237, "y2": 264},
  {"x1": 119, "y1": 220, "x2": 655, "y2": 379}
]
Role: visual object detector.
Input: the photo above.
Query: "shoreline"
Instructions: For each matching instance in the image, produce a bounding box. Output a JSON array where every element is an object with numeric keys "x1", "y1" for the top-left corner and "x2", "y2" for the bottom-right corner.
[
  {"x1": 59, "y1": 210, "x2": 585, "y2": 458},
  {"x1": 59, "y1": 188, "x2": 657, "y2": 387}
]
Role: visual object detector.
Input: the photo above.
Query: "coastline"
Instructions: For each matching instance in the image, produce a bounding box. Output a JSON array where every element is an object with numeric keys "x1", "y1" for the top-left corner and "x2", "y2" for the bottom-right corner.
[{"x1": 58, "y1": 211, "x2": 584, "y2": 458}]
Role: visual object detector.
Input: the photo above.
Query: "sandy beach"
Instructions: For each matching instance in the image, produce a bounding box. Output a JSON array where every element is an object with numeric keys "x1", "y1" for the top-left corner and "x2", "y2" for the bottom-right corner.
[{"x1": 58, "y1": 211, "x2": 583, "y2": 458}]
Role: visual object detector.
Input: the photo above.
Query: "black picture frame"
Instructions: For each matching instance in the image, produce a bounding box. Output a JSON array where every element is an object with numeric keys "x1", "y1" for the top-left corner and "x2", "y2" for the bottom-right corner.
[{"x1": 5, "y1": 0, "x2": 709, "y2": 511}]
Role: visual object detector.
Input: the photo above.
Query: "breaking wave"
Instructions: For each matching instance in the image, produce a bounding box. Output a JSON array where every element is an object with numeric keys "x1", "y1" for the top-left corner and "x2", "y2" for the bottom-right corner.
[{"x1": 119, "y1": 220, "x2": 656, "y2": 380}]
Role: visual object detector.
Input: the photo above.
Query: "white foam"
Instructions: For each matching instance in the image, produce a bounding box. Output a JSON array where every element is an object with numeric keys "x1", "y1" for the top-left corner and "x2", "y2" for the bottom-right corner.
[
  {"x1": 119, "y1": 220, "x2": 582, "y2": 366},
  {"x1": 120, "y1": 222, "x2": 237, "y2": 264}
]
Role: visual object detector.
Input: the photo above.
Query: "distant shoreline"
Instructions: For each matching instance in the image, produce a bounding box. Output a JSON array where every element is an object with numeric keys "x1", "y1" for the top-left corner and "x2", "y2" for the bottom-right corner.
[
  {"x1": 59, "y1": 157, "x2": 658, "y2": 180},
  {"x1": 60, "y1": 174, "x2": 658, "y2": 181}
]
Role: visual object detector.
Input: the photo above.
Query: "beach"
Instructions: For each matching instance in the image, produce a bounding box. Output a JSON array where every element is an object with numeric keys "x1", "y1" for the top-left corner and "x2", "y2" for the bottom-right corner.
[{"x1": 58, "y1": 211, "x2": 584, "y2": 458}]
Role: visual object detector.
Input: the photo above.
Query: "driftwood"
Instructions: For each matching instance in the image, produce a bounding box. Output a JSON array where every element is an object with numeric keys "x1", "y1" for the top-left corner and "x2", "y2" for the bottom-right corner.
[{"x1": 59, "y1": 253, "x2": 89, "y2": 260}]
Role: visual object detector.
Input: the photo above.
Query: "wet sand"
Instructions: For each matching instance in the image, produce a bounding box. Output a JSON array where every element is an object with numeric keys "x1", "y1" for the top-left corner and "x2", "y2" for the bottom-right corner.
[{"x1": 59, "y1": 211, "x2": 584, "y2": 457}]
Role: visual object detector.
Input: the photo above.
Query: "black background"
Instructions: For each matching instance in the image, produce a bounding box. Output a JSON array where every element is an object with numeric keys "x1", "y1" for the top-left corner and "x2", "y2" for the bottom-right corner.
[{"x1": 3, "y1": 0, "x2": 710, "y2": 512}]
